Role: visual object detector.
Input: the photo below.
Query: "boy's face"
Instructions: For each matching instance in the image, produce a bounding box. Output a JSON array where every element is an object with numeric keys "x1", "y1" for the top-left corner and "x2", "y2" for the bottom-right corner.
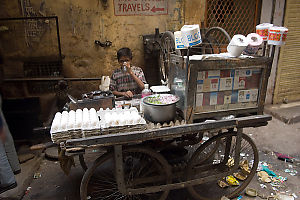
[{"x1": 118, "y1": 56, "x2": 131, "y2": 67}]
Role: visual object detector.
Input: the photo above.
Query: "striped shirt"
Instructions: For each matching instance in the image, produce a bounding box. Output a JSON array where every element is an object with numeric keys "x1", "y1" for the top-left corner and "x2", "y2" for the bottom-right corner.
[{"x1": 109, "y1": 66, "x2": 146, "y2": 94}]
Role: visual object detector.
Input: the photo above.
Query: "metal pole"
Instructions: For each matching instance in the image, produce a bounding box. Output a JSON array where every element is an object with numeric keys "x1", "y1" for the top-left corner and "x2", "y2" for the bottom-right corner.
[
  {"x1": 0, "y1": 16, "x2": 58, "y2": 21},
  {"x1": 55, "y1": 16, "x2": 62, "y2": 59},
  {"x1": 3, "y1": 77, "x2": 102, "y2": 82}
]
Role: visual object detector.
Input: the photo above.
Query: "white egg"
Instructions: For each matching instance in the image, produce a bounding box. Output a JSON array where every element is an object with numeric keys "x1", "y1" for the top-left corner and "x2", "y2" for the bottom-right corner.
[
  {"x1": 54, "y1": 112, "x2": 62, "y2": 120},
  {"x1": 89, "y1": 109, "x2": 97, "y2": 118},
  {"x1": 60, "y1": 114, "x2": 68, "y2": 131},
  {"x1": 111, "y1": 113, "x2": 118, "y2": 126},
  {"x1": 119, "y1": 113, "x2": 127, "y2": 126},
  {"x1": 62, "y1": 111, "x2": 68, "y2": 117},
  {"x1": 132, "y1": 114, "x2": 141, "y2": 124},
  {"x1": 104, "y1": 113, "x2": 112, "y2": 127},
  {"x1": 67, "y1": 112, "x2": 76, "y2": 130},
  {"x1": 75, "y1": 110, "x2": 83, "y2": 129},
  {"x1": 51, "y1": 117, "x2": 60, "y2": 132},
  {"x1": 130, "y1": 107, "x2": 138, "y2": 113},
  {"x1": 76, "y1": 109, "x2": 82, "y2": 113}
]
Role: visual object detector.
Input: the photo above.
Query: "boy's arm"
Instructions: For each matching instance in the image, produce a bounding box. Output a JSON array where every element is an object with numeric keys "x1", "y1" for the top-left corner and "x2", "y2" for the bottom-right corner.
[
  {"x1": 129, "y1": 71, "x2": 144, "y2": 90},
  {"x1": 113, "y1": 90, "x2": 133, "y2": 98},
  {"x1": 126, "y1": 66, "x2": 145, "y2": 90}
]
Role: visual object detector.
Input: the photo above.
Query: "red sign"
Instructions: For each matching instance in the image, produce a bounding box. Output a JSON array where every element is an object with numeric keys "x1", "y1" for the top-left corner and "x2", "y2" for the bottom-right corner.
[{"x1": 114, "y1": 0, "x2": 168, "y2": 16}]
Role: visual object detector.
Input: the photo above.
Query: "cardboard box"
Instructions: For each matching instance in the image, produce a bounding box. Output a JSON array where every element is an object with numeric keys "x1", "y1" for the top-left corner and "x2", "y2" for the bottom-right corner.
[
  {"x1": 235, "y1": 69, "x2": 252, "y2": 77},
  {"x1": 238, "y1": 90, "x2": 251, "y2": 102},
  {"x1": 203, "y1": 79, "x2": 211, "y2": 92},
  {"x1": 224, "y1": 95, "x2": 232, "y2": 104},
  {"x1": 231, "y1": 91, "x2": 239, "y2": 103},
  {"x1": 195, "y1": 93, "x2": 203, "y2": 107},
  {"x1": 210, "y1": 78, "x2": 219, "y2": 91},
  {"x1": 203, "y1": 93, "x2": 211, "y2": 106},
  {"x1": 217, "y1": 92, "x2": 224, "y2": 105},
  {"x1": 197, "y1": 80, "x2": 204, "y2": 92},
  {"x1": 250, "y1": 89, "x2": 259, "y2": 102},
  {"x1": 210, "y1": 92, "x2": 218, "y2": 105},
  {"x1": 219, "y1": 77, "x2": 233, "y2": 91},
  {"x1": 233, "y1": 77, "x2": 246, "y2": 89},
  {"x1": 207, "y1": 70, "x2": 220, "y2": 78},
  {"x1": 197, "y1": 71, "x2": 205, "y2": 80}
]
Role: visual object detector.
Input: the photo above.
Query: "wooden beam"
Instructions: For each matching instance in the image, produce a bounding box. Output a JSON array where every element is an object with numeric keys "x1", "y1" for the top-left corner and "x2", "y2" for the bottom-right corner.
[{"x1": 265, "y1": 0, "x2": 286, "y2": 104}]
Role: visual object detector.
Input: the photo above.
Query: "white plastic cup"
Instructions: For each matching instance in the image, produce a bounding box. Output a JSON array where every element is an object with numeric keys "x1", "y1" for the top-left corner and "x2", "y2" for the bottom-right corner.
[
  {"x1": 256, "y1": 23, "x2": 273, "y2": 41},
  {"x1": 268, "y1": 26, "x2": 288, "y2": 45}
]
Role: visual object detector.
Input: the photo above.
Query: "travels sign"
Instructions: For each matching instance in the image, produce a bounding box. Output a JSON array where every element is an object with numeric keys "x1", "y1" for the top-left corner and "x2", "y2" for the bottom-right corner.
[{"x1": 114, "y1": 0, "x2": 168, "y2": 16}]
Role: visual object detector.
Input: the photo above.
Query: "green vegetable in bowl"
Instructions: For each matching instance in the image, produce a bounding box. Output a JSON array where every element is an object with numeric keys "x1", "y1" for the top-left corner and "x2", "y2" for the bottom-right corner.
[{"x1": 144, "y1": 94, "x2": 178, "y2": 105}]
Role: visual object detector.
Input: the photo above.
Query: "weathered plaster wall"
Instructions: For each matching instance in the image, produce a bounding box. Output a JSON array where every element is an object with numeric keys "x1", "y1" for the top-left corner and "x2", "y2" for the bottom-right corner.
[
  {"x1": 0, "y1": 0, "x2": 208, "y2": 78},
  {"x1": 1, "y1": 0, "x2": 207, "y2": 98},
  {"x1": 185, "y1": 0, "x2": 206, "y2": 25},
  {"x1": 30, "y1": 0, "x2": 185, "y2": 78}
]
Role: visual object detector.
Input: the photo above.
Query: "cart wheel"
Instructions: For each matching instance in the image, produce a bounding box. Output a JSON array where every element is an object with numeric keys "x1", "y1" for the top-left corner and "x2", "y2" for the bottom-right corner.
[
  {"x1": 80, "y1": 147, "x2": 171, "y2": 200},
  {"x1": 159, "y1": 31, "x2": 181, "y2": 84},
  {"x1": 186, "y1": 131, "x2": 258, "y2": 200},
  {"x1": 79, "y1": 154, "x2": 88, "y2": 171}
]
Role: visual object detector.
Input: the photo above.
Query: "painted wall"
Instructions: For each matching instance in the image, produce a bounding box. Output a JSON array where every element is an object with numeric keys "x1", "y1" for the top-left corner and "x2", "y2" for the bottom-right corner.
[{"x1": 0, "y1": 0, "x2": 206, "y2": 97}]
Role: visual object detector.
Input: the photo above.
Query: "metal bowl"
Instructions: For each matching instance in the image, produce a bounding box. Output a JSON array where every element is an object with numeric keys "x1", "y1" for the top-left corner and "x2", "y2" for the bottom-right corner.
[{"x1": 143, "y1": 94, "x2": 180, "y2": 123}]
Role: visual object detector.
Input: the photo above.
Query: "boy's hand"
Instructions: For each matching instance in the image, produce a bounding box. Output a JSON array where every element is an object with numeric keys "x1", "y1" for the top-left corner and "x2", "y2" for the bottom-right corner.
[
  {"x1": 124, "y1": 62, "x2": 132, "y2": 74},
  {"x1": 123, "y1": 91, "x2": 133, "y2": 98}
]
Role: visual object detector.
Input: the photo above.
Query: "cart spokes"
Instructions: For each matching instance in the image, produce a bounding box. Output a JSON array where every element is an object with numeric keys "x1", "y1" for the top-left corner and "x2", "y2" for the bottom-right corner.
[
  {"x1": 80, "y1": 147, "x2": 171, "y2": 200},
  {"x1": 186, "y1": 131, "x2": 258, "y2": 200}
]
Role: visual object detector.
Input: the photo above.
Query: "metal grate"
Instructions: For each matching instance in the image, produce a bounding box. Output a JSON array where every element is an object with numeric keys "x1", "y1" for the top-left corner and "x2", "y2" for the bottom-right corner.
[
  {"x1": 0, "y1": 17, "x2": 62, "y2": 78},
  {"x1": 27, "y1": 81, "x2": 58, "y2": 94},
  {"x1": 206, "y1": 0, "x2": 258, "y2": 43},
  {"x1": 23, "y1": 60, "x2": 62, "y2": 77}
]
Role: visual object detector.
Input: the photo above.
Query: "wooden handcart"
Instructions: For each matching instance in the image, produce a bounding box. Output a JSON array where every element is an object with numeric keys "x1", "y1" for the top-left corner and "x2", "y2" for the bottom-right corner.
[
  {"x1": 61, "y1": 115, "x2": 271, "y2": 200},
  {"x1": 57, "y1": 55, "x2": 273, "y2": 200}
]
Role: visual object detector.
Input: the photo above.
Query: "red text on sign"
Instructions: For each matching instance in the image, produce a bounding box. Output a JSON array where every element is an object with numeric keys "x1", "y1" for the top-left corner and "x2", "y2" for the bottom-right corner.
[{"x1": 118, "y1": 3, "x2": 150, "y2": 12}]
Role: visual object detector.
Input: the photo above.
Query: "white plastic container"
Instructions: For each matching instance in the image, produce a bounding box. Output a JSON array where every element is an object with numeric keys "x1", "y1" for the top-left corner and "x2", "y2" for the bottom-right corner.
[
  {"x1": 141, "y1": 84, "x2": 151, "y2": 113},
  {"x1": 256, "y1": 23, "x2": 273, "y2": 41},
  {"x1": 142, "y1": 84, "x2": 151, "y2": 98},
  {"x1": 174, "y1": 31, "x2": 187, "y2": 49},
  {"x1": 268, "y1": 26, "x2": 288, "y2": 45}
]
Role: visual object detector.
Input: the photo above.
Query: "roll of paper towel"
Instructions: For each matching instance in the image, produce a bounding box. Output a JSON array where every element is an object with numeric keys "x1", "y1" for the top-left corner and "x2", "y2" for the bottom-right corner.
[
  {"x1": 174, "y1": 31, "x2": 187, "y2": 49},
  {"x1": 268, "y1": 26, "x2": 288, "y2": 45},
  {"x1": 180, "y1": 24, "x2": 201, "y2": 47},
  {"x1": 256, "y1": 23, "x2": 273, "y2": 41},
  {"x1": 244, "y1": 33, "x2": 263, "y2": 55},
  {"x1": 227, "y1": 34, "x2": 249, "y2": 57}
]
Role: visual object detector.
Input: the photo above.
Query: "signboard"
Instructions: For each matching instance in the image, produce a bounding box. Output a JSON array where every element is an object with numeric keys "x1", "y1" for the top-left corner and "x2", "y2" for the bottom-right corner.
[{"x1": 114, "y1": 0, "x2": 168, "y2": 16}]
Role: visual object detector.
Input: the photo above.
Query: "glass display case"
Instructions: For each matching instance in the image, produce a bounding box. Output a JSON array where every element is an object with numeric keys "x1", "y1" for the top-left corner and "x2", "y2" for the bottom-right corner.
[{"x1": 169, "y1": 54, "x2": 272, "y2": 123}]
